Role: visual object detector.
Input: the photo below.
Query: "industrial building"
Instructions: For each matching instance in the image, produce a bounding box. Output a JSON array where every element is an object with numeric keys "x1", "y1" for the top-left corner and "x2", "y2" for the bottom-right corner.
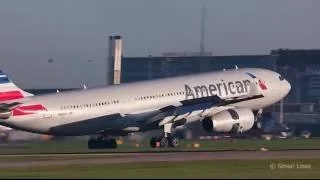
[
  {"x1": 121, "y1": 49, "x2": 320, "y2": 137},
  {"x1": 122, "y1": 55, "x2": 276, "y2": 82},
  {"x1": 23, "y1": 48, "x2": 320, "y2": 138},
  {"x1": 122, "y1": 49, "x2": 320, "y2": 106},
  {"x1": 21, "y1": 35, "x2": 320, "y2": 139}
]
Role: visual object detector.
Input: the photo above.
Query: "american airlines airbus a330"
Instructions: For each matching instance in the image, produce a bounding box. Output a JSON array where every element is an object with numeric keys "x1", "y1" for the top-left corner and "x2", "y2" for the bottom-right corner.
[{"x1": 0, "y1": 68, "x2": 290, "y2": 149}]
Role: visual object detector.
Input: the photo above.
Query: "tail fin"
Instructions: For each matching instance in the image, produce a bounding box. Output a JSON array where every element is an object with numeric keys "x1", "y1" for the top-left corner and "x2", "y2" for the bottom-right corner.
[{"x1": 0, "y1": 71, "x2": 33, "y2": 102}]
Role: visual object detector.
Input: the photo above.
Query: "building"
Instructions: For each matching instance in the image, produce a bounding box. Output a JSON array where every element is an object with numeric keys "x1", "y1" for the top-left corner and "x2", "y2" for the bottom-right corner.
[
  {"x1": 123, "y1": 49, "x2": 320, "y2": 106},
  {"x1": 122, "y1": 55, "x2": 277, "y2": 83},
  {"x1": 121, "y1": 49, "x2": 320, "y2": 137},
  {"x1": 25, "y1": 49, "x2": 320, "y2": 138},
  {"x1": 273, "y1": 49, "x2": 320, "y2": 104}
]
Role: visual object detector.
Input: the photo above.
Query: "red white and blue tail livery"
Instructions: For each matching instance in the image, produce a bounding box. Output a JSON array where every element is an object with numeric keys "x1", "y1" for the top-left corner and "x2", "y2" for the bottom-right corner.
[{"x1": 0, "y1": 71, "x2": 33, "y2": 102}]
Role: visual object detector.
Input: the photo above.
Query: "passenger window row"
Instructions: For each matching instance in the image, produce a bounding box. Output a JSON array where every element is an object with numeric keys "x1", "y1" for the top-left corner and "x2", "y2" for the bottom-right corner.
[
  {"x1": 60, "y1": 91, "x2": 185, "y2": 110},
  {"x1": 61, "y1": 100, "x2": 119, "y2": 110},
  {"x1": 135, "y1": 91, "x2": 185, "y2": 101}
]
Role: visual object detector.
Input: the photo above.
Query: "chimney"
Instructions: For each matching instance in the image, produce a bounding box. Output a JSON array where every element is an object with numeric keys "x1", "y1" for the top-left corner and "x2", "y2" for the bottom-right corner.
[{"x1": 107, "y1": 35, "x2": 122, "y2": 85}]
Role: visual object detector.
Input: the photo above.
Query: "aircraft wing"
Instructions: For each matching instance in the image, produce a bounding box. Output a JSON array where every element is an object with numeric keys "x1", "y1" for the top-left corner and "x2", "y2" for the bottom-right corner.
[
  {"x1": 60, "y1": 93, "x2": 265, "y2": 136},
  {"x1": 138, "y1": 94, "x2": 264, "y2": 131}
]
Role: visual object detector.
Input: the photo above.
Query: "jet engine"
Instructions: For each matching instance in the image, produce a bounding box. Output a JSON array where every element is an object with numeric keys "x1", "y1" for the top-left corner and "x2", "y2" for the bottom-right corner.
[{"x1": 201, "y1": 108, "x2": 255, "y2": 133}]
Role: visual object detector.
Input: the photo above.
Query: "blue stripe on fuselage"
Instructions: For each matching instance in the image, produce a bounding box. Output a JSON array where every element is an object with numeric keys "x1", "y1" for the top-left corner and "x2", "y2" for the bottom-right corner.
[
  {"x1": 246, "y1": 72, "x2": 256, "y2": 79},
  {"x1": 0, "y1": 77, "x2": 10, "y2": 84}
]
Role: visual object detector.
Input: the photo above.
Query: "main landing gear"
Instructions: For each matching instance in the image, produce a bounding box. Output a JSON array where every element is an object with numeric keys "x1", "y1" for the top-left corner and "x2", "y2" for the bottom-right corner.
[
  {"x1": 88, "y1": 136, "x2": 117, "y2": 149},
  {"x1": 150, "y1": 134, "x2": 179, "y2": 148},
  {"x1": 150, "y1": 122, "x2": 179, "y2": 148}
]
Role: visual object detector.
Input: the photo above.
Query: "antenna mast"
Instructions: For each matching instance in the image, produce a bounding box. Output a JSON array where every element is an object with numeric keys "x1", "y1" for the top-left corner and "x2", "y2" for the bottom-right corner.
[{"x1": 200, "y1": 5, "x2": 207, "y2": 56}]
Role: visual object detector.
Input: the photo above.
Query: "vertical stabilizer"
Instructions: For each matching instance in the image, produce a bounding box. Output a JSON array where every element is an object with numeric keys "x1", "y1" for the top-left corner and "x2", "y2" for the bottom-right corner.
[{"x1": 0, "y1": 71, "x2": 33, "y2": 102}]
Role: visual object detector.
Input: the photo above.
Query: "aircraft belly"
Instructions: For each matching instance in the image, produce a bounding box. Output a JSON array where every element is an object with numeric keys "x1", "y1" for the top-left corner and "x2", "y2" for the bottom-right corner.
[
  {"x1": 48, "y1": 113, "x2": 122, "y2": 136},
  {"x1": 3, "y1": 114, "x2": 59, "y2": 134}
]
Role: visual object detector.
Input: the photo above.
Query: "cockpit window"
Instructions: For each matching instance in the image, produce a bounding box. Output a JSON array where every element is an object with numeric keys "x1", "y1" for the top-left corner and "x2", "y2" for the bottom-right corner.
[{"x1": 279, "y1": 76, "x2": 284, "y2": 81}]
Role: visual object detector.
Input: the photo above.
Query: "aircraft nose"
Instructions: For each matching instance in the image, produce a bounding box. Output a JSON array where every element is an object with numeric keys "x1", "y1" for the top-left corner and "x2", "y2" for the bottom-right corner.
[
  {"x1": 285, "y1": 79, "x2": 291, "y2": 94},
  {"x1": 280, "y1": 78, "x2": 291, "y2": 98}
]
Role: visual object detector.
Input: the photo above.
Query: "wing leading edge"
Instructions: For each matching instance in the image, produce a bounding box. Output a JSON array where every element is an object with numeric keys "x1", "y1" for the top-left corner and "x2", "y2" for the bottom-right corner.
[{"x1": 140, "y1": 93, "x2": 264, "y2": 131}]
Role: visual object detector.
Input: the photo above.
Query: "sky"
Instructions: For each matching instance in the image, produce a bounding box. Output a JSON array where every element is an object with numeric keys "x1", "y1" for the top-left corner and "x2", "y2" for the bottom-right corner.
[{"x1": 0, "y1": 0, "x2": 319, "y2": 88}]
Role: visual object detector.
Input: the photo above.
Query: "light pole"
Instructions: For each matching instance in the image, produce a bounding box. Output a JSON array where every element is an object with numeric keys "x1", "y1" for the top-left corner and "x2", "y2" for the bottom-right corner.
[
  {"x1": 85, "y1": 59, "x2": 94, "y2": 88},
  {"x1": 280, "y1": 99, "x2": 284, "y2": 124}
]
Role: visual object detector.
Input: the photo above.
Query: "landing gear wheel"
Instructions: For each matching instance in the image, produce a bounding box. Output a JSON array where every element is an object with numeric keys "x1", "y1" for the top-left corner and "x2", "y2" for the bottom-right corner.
[
  {"x1": 108, "y1": 139, "x2": 117, "y2": 149},
  {"x1": 150, "y1": 137, "x2": 158, "y2": 148},
  {"x1": 168, "y1": 136, "x2": 179, "y2": 148},
  {"x1": 231, "y1": 123, "x2": 240, "y2": 133},
  {"x1": 160, "y1": 137, "x2": 169, "y2": 148},
  {"x1": 88, "y1": 139, "x2": 97, "y2": 149}
]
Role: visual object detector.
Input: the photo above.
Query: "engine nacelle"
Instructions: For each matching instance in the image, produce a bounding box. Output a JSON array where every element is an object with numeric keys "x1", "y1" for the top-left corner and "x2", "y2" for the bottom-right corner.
[{"x1": 202, "y1": 108, "x2": 255, "y2": 133}]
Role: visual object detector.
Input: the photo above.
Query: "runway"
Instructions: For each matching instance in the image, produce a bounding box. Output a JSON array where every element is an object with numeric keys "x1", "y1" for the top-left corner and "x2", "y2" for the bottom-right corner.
[{"x1": 1, "y1": 150, "x2": 320, "y2": 168}]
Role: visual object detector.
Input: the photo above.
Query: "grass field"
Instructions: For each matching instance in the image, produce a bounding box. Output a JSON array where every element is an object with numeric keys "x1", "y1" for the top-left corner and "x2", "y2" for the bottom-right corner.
[
  {"x1": 0, "y1": 138, "x2": 319, "y2": 178},
  {"x1": 0, "y1": 159, "x2": 319, "y2": 178},
  {"x1": 0, "y1": 138, "x2": 320, "y2": 154}
]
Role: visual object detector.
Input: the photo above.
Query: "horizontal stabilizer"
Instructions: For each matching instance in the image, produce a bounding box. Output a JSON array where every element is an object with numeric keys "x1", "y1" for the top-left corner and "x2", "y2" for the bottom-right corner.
[
  {"x1": 0, "y1": 102, "x2": 22, "y2": 119},
  {"x1": 0, "y1": 102, "x2": 22, "y2": 111}
]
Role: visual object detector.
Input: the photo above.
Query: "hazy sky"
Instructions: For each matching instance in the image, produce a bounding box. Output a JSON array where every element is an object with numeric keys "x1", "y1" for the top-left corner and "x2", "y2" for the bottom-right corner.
[{"x1": 0, "y1": 0, "x2": 319, "y2": 88}]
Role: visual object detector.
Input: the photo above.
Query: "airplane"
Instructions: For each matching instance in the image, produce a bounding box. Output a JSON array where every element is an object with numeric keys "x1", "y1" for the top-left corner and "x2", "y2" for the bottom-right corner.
[{"x1": 0, "y1": 68, "x2": 291, "y2": 149}]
